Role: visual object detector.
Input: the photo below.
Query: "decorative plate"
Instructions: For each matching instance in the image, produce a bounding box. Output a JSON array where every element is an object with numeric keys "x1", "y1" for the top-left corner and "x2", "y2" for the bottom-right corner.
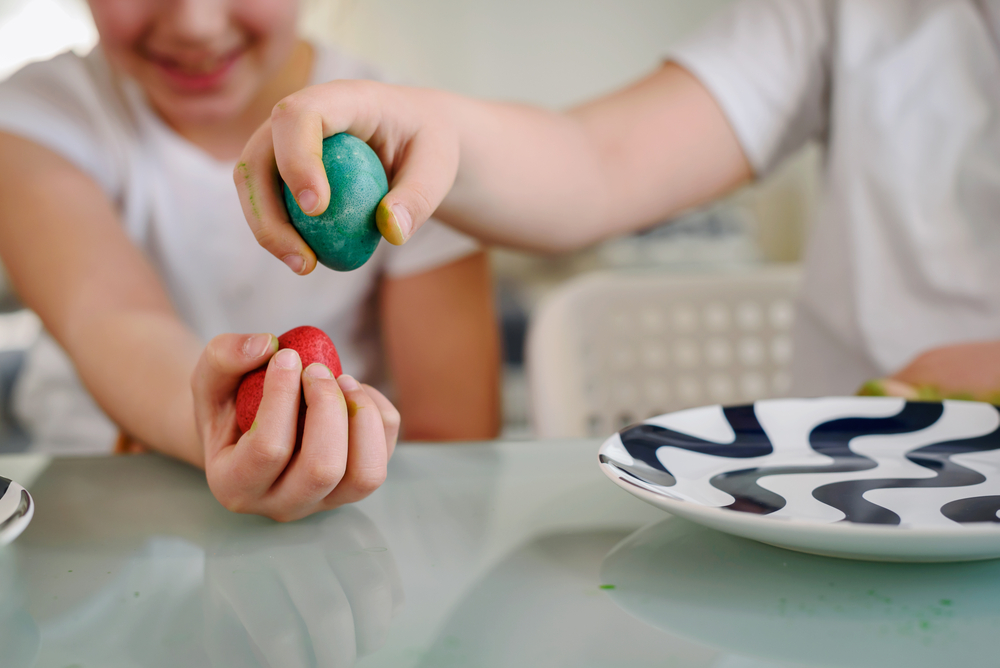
[
  {"x1": 0, "y1": 476, "x2": 33, "y2": 545},
  {"x1": 598, "y1": 397, "x2": 1000, "y2": 562}
]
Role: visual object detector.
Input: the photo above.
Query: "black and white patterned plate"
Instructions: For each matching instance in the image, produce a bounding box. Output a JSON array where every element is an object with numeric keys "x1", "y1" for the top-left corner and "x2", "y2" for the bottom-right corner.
[
  {"x1": 598, "y1": 397, "x2": 1000, "y2": 561},
  {"x1": 0, "y1": 476, "x2": 32, "y2": 545}
]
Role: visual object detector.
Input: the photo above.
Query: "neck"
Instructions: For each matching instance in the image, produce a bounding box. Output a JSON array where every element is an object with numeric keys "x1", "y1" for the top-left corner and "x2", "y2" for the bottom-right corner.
[{"x1": 168, "y1": 40, "x2": 314, "y2": 162}]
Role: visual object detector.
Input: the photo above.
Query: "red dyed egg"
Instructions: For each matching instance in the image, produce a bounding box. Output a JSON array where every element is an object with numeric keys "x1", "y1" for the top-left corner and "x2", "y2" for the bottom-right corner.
[{"x1": 235, "y1": 326, "x2": 343, "y2": 434}]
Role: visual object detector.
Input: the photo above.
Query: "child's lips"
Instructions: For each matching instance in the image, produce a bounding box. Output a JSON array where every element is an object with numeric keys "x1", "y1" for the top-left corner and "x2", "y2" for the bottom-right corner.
[{"x1": 148, "y1": 47, "x2": 245, "y2": 92}]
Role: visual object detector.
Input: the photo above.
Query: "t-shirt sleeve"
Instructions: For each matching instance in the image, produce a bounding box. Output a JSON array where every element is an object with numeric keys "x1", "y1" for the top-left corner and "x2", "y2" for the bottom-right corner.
[
  {"x1": 381, "y1": 217, "x2": 481, "y2": 278},
  {"x1": 669, "y1": 0, "x2": 834, "y2": 176},
  {"x1": 0, "y1": 51, "x2": 121, "y2": 194}
]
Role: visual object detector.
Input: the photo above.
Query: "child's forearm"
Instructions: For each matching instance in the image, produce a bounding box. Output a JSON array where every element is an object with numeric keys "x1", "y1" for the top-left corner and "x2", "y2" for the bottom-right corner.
[
  {"x1": 438, "y1": 63, "x2": 752, "y2": 252},
  {"x1": 66, "y1": 309, "x2": 204, "y2": 466}
]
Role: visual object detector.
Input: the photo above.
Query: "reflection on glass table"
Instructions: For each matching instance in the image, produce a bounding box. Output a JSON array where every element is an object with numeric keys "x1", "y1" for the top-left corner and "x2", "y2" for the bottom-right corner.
[
  {"x1": 7, "y1": 456, "x2": 402, "y2": 668},
  {"x1": 602, "y1": 517, "x2": 1000, "y2": 668},
  {"x1": 8, "y1": 439, "x2": 996, "y2": 667}
]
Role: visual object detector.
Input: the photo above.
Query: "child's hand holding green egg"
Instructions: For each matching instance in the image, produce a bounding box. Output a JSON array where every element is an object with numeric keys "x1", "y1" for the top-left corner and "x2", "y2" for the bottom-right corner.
[{"x1": 283, "y1": 133, "x2": 389, "y2": 271}]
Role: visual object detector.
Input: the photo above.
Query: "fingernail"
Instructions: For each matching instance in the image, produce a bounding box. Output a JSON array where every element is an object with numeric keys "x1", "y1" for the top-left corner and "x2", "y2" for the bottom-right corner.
[
  {"x1": 337, "y1": 374, "x2": 360, "y2": 391},
  {"x1": 297, "y1": 188, "x2": 320, "y2": 215},
  {"x1": 376, "y1": 202, "x2": 409, "y2": 245},
  {"x1": 244, "y1": 333, "x2": 275, "y2": 359},
  {"x1": 305, "y1": 362, "x2": 333, "y2": 379},
  {"x1": 274, "y1": 348, "x2": 300, "y2": 369},
  {"x1": 282, "y1": 254, "x2": 306, "y2": 274}
]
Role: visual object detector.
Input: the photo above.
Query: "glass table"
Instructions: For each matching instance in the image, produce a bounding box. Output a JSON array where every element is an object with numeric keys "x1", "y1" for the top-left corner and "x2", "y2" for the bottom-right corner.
[{"x1": 2, "y1": 440, "x2": 997, "y2": 667}]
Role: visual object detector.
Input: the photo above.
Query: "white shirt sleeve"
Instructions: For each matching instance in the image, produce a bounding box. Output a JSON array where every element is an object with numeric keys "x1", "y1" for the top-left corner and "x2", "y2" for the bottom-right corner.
[
  {"x1": 669, "y1": 0, "x2": 834, "y2": 176},
  {"x1": 0, "y1": 50, "x2": 124, "y2": 195},
  {"x1": 381, "y1": 217, "x2": 481, "y2": 278}
]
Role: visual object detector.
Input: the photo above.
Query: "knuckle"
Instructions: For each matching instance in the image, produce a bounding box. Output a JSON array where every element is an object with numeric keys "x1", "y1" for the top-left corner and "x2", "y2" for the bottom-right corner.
[
  {"x1": 407, "y1": 181, "x2": 436, "y2": 218},
  {"x1": 302, "y1": 461, "x2": 346, "y2": 492},
  {"x1": 347, "y1": 465, "x2": 387, "y2": 495},
  {"x1": 382, "y1": 407, "x2": 401, "y2": 433},
  {"x1": 271, "y1": 93, "x2": 309, "y2": 121},
  {"x1": 251, "y1": 225, "x2": 285, "y2": 250},
  {"x1": 247, "y1": 437, "x2": 289, "y2": 468},
  {"x1": 212, "y1": 486, "x2": 249, "y2": 514},
  {"x1": 268, "y1": 509, "x2": 300, "y2": 523}
]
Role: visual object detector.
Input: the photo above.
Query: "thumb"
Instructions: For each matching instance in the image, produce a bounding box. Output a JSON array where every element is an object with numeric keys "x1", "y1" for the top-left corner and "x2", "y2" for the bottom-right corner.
[{"x1": 374, "y1": 128, "x2": 458, "y2": 245}]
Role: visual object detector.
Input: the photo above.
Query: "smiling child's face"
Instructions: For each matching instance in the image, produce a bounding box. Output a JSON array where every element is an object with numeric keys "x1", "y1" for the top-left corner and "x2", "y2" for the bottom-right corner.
[{"x1": 87, "y1": 0, "x2": 300, "y2": 127}]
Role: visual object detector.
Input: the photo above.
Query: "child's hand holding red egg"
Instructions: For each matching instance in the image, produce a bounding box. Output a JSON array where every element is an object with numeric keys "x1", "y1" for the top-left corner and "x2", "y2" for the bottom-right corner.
[{"x1": 191, "y1": 328, "x2": 400, "y2": 522}]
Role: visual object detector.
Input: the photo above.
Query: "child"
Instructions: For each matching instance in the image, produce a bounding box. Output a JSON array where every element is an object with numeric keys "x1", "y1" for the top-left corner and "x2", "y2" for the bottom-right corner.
[
  {"x1": 0, "y1": 0, "x2": 501, "y2": 521},
  {"x1": 240, "y1": 0, "x2": 1000, "y2": 403}
]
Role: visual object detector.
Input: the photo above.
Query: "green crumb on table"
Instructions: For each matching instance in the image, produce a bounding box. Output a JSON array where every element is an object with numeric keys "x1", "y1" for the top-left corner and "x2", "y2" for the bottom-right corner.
[
  {"x1": 599, "y1": 584, "x2": 616, "y2": 590},
  {"x1": 134, "y1": 591, "x2": 140, "y2": 598},
  {"x1": 940, "y1": 599, "x2": 953, "y2": 606}
]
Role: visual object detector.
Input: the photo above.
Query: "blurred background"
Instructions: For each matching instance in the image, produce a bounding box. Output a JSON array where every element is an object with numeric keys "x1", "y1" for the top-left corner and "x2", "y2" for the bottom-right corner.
[{"x1": 0, "y1": 0, "x2": 818, "y2": 440}]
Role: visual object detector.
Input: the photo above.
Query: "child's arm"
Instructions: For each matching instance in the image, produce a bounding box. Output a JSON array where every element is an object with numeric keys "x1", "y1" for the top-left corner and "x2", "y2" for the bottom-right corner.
[
  {"x1": 379, "y1": 251, "x2": 501, "y2": 440},
  {"x1": 0, "y1": 132, "x2": 398, "y2": 521},
  {"x1": 236, "y1": 62, "x2": 752, "y2": 270}
]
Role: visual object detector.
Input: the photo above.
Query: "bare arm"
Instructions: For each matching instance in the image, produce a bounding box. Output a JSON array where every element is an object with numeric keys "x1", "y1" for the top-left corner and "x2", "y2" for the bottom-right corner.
[
  {"x1": 0, "y1": 132, "x2": 400, "y2": 520},
  {"x1": 379, "y1": 251, "x2": 501, "y2": 440},
  {"x1": 0, "y1": 132, "x2": 204, "y2": 464},
  {"x1": 236, "y1": 62, "x2": 751, "y2": 269}
]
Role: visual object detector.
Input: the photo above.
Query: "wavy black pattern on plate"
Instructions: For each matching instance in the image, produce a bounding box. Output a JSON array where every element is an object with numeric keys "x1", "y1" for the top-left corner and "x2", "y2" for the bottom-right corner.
[
  {"x1": 941, "y1": 496, "x2": 1000, "y2": 523},
  {"x1": 710, "y1": 402, "x2": 944, "y2": 516},
  {"x1": 813, "y1": 405, "x2": 1000, "y2": 524},
  {"x1": 0, "y1": 477, "x2": 9, "y2": 499},
  {"x1": 617, "y1": 405, "x2": 770, "y2": 482}
]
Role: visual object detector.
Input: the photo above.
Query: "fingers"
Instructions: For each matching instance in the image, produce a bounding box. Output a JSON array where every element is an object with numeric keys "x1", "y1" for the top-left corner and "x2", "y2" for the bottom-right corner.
[
  {"x1": 271, "y1": 102, "x2": 330, "y2": 218},
  {"x1": 204, "y1": 565, "x2": 313, "y2": 668},
  {"x1": 192, "y1": 333, "x2": 278, "y2": 409},
  {"x1": 209, "y1": 349, "x2": 303, "y2": 511},
  {"x1": 363, "y1": 383, "x2": 400, "y2": 459},
  {"x1": 264, "y1": 370, "x2": 391, "y2": 519},
  {"x1": 324, "y1": 374, "x2": 389, "y2": 507},
  {"x1": 276, "y1": 549, "x2": 358, "y2": 666},
  {"x1": 193, "y1": 333, "x2": 278, "y2": 461},
  {"x1": 375, "y1": 123, "x2": 458, "y2": 245},
  {"x1": 266, "y1": 362, "x2": 350, "y2": 520},
  {"x1": 235, "y1": 120, "x2": 318, "y2": 276},
  {"x1": 249, "y1": 80, "x2": 457, "y2": 249},
  {"x1": 202, "y1": 347, "x2": 399, "y2": 520}
]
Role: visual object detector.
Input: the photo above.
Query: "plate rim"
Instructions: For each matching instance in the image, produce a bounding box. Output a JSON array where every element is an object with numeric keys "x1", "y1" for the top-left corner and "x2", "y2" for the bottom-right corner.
[{"x1": 598, "y1": 397, "x2": 1000, "y2": 561}]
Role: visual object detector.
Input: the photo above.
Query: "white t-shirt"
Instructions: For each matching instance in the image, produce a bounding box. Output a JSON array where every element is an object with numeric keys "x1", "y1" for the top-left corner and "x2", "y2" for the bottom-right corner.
[
  {"x1": 0, "y1": 45, "x2": 479, "y2": 453},
  {"x1": 672, "y1": 0, "x2": 1000, "y2": 396}
]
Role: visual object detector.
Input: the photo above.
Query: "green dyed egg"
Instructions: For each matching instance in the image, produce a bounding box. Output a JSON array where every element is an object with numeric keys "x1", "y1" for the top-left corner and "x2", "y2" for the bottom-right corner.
[{"x1": 282, "y1": 133, "x2": 388, "y2": 271}]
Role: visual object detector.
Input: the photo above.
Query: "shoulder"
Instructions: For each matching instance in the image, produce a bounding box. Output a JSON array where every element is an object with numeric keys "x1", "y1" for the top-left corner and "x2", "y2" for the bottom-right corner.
[
  {"x1": 0, "y1": 48, "x2": 131, "y2": 193},
  {"x1": 308, "y1": 42, "x2": 393, "y2": 85}
]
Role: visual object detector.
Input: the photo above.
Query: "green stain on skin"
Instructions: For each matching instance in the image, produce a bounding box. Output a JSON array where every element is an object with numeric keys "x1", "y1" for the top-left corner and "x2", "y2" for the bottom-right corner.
[
  {"x1": 249, "y1": 419, "x2": 259, "y2": 434},
  {"x1": 599, "y1": 584, "x2": 616, "y2": 590},
  {"x1": 346, "y1": 400, "x2": 360, "y2": 418},
  {"x1": 237, "y1": 161, "x2": 261, "y2": 220}
]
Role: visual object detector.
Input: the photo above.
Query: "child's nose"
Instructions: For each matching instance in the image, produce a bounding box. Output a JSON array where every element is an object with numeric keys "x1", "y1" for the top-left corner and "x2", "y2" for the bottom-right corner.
[{"x1": 161, "y1": 0, "x2": 230, "y2": 44}]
